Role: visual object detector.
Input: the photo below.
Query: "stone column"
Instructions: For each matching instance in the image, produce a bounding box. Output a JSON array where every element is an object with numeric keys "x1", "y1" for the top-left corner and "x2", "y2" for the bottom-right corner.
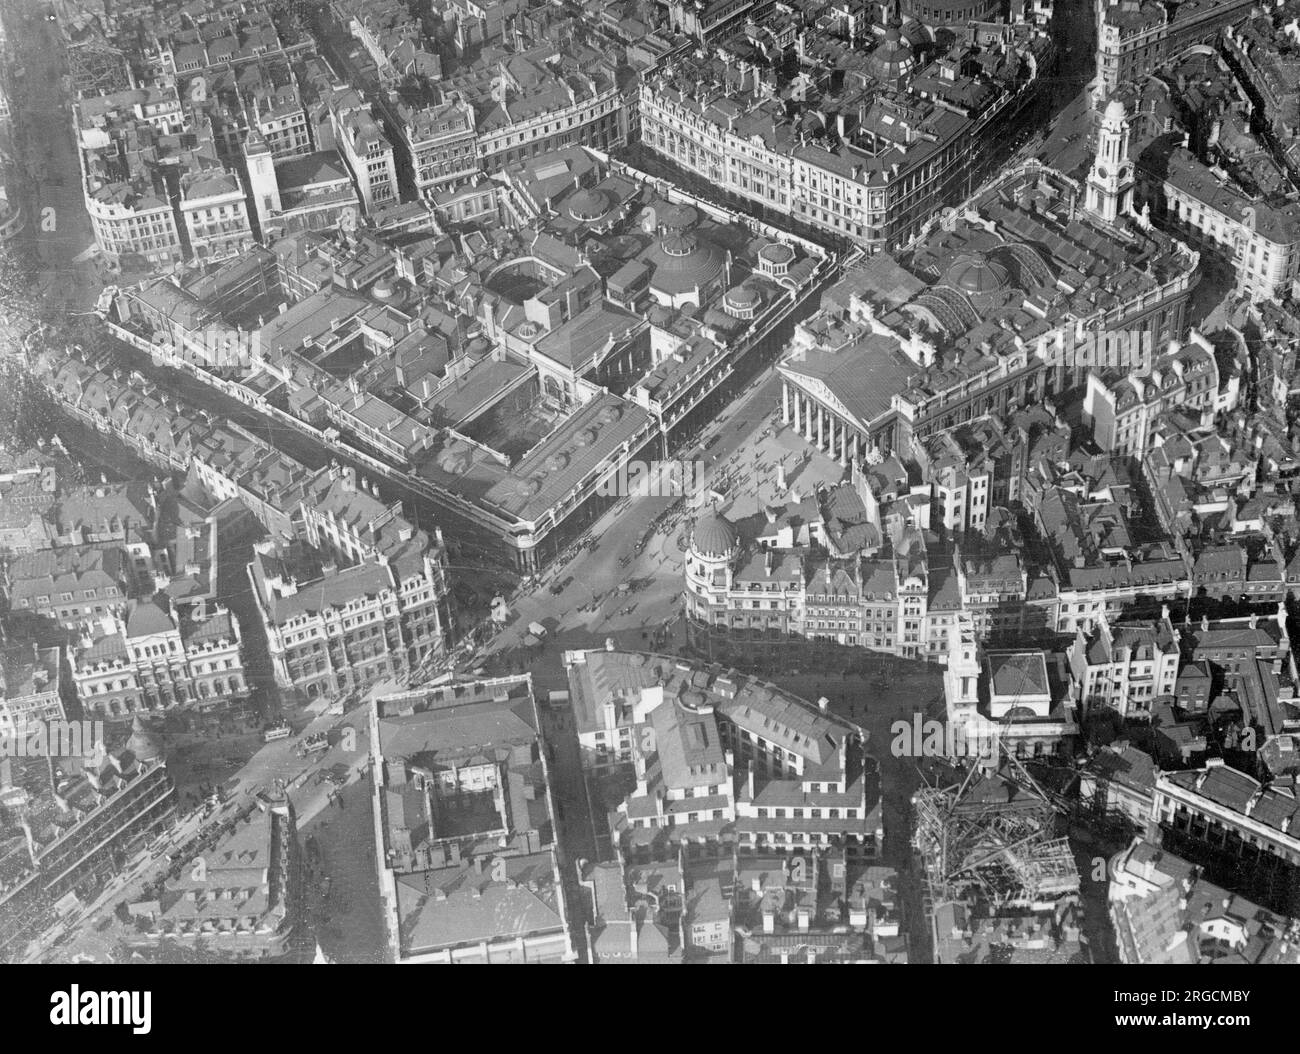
[
  {"x1": 804, "y1": 396, "x2": 814, "y2": 443},
  {"x1": 816, "y1": 405, "x2": 824, "y2": 450},
  {"x1": 782, "y1": 381, "x2": 790, "y2": 425}
]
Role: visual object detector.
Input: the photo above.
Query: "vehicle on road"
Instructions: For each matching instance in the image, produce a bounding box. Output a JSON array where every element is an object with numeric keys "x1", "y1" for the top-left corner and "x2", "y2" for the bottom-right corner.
[{"x1": 300, "y1": 734, "x2": 329, "y2": 757}]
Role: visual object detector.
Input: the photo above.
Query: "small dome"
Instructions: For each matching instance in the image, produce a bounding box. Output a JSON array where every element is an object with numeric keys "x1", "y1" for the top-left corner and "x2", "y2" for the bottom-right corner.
[
  {"x1": 760, "y1": 241, "x2": 795, "y2": 266},
  {"x1": 661, "y1": 203, "x2": 698, "y2": 231},
  {"x1": 568, "y1": 188, "x2": 611, "y2": 222},
  {"x1": 692, "y1": 507, "x2": 738, "y2": 559},
  {"x1": 869, "y1": 24, "x2": 915, "y2": 82},
  {"x1": 724, "y1": 285, "x2": 762, "y2": 314},
  {"x1": 1104, "y1": 98, "x2": 1127, "y2": 123},
  {"x1": 944, "y1": 251, "x2": 1011, "y2": 295},
  {"x1": 661, "y1": 231, "x2": 698, "y2": 257}
]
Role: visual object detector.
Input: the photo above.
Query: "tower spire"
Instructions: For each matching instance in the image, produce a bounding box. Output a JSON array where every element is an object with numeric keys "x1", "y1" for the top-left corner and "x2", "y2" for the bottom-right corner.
[{"x1": 1084, "y1": 98, "x2": 1135, "y2": 224}]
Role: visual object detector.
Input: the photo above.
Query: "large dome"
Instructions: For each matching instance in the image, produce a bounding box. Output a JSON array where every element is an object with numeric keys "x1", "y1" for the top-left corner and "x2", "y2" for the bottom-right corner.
[
  {"x1": 647, "y1": 231, "x2": 725, "y2": 297},
  {"x1": 944, "y1": 251, "x2": 1011, "y2": 295},
  {"x1": 692, "y1": 508, "x2": 738, "y2": 558}
]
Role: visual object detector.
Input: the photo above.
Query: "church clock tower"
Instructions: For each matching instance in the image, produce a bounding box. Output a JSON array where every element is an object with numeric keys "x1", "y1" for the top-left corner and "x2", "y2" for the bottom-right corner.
[{"x1": 1085, "y1": 99, "x2": 1135, "y2": 224}]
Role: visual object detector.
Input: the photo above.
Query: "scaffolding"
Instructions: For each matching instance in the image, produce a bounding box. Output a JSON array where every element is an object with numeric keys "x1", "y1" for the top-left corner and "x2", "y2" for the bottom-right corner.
[
  {"x1": 66, "y1": 37, "x2": 129, "y2": 94},
  {"x1": 913, "y1": 755, "x2": 1080, "y2": 910}
]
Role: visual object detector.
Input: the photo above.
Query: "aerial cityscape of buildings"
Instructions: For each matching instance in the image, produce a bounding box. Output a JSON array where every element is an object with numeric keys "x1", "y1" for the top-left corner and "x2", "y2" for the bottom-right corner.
[{"x1": 0, "y1": 0, "x2": 1297, "y2": 987}]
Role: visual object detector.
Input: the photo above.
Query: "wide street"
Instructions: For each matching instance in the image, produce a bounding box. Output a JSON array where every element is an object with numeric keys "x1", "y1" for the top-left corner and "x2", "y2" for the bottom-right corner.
[
  {"x1": 31, "y1": 703, "x2": 374, "y2": 962},
  {"x1": 1011, "y1": 0, "x2": 1102, "y2": 179},
  {"x1": 481, "y1": 368, "x2": 846, "y2": 656},
  {"x1": 3, "y1": 0, "x2": 104, "y2": 312}
]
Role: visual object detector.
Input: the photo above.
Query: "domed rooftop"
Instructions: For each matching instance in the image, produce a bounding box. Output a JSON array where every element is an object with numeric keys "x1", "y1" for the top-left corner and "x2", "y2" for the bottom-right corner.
[
  {"x1": 868, "y1": 24, "x2": 915, "y2": 82},
  {"x1": 661, "y1": 203, "x2": 698, "y2": 231},
  {"x1": 1104, "y1": 98, "x2": 1127, "y2": 123},
  {"x1": 944, "y1": 251, "x2": 1011, "y2": 295},
  {"x1": 647, "y1": 231, "x2": 725, "y2": 296},
  {"x1": 661, "y1": 231, "x2": 697, "y2": 256},
  {"x1": 568, "y1": 188, "x2": 611, "y2": 222},
  {"x1": 759, "y1": 241, "x2": 795, "y2": 266},
  {"x1": 692, "y1": 507, "x2": 738, "y2": 558},
  {"x1": 724, "y1": 284, "x2": 762, "y2": 311}
]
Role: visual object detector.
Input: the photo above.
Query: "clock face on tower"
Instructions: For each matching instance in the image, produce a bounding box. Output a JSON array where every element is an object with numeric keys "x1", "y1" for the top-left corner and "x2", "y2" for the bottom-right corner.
[{"x1": 1096, "y1": 165, "x2": 1108, "y2": 180}]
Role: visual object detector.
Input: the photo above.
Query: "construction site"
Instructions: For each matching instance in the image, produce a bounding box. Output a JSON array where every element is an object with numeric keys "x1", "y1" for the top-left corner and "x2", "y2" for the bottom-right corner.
[{"x1": 912, "y1": 754, "x2": 1087, "y2": 964}]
